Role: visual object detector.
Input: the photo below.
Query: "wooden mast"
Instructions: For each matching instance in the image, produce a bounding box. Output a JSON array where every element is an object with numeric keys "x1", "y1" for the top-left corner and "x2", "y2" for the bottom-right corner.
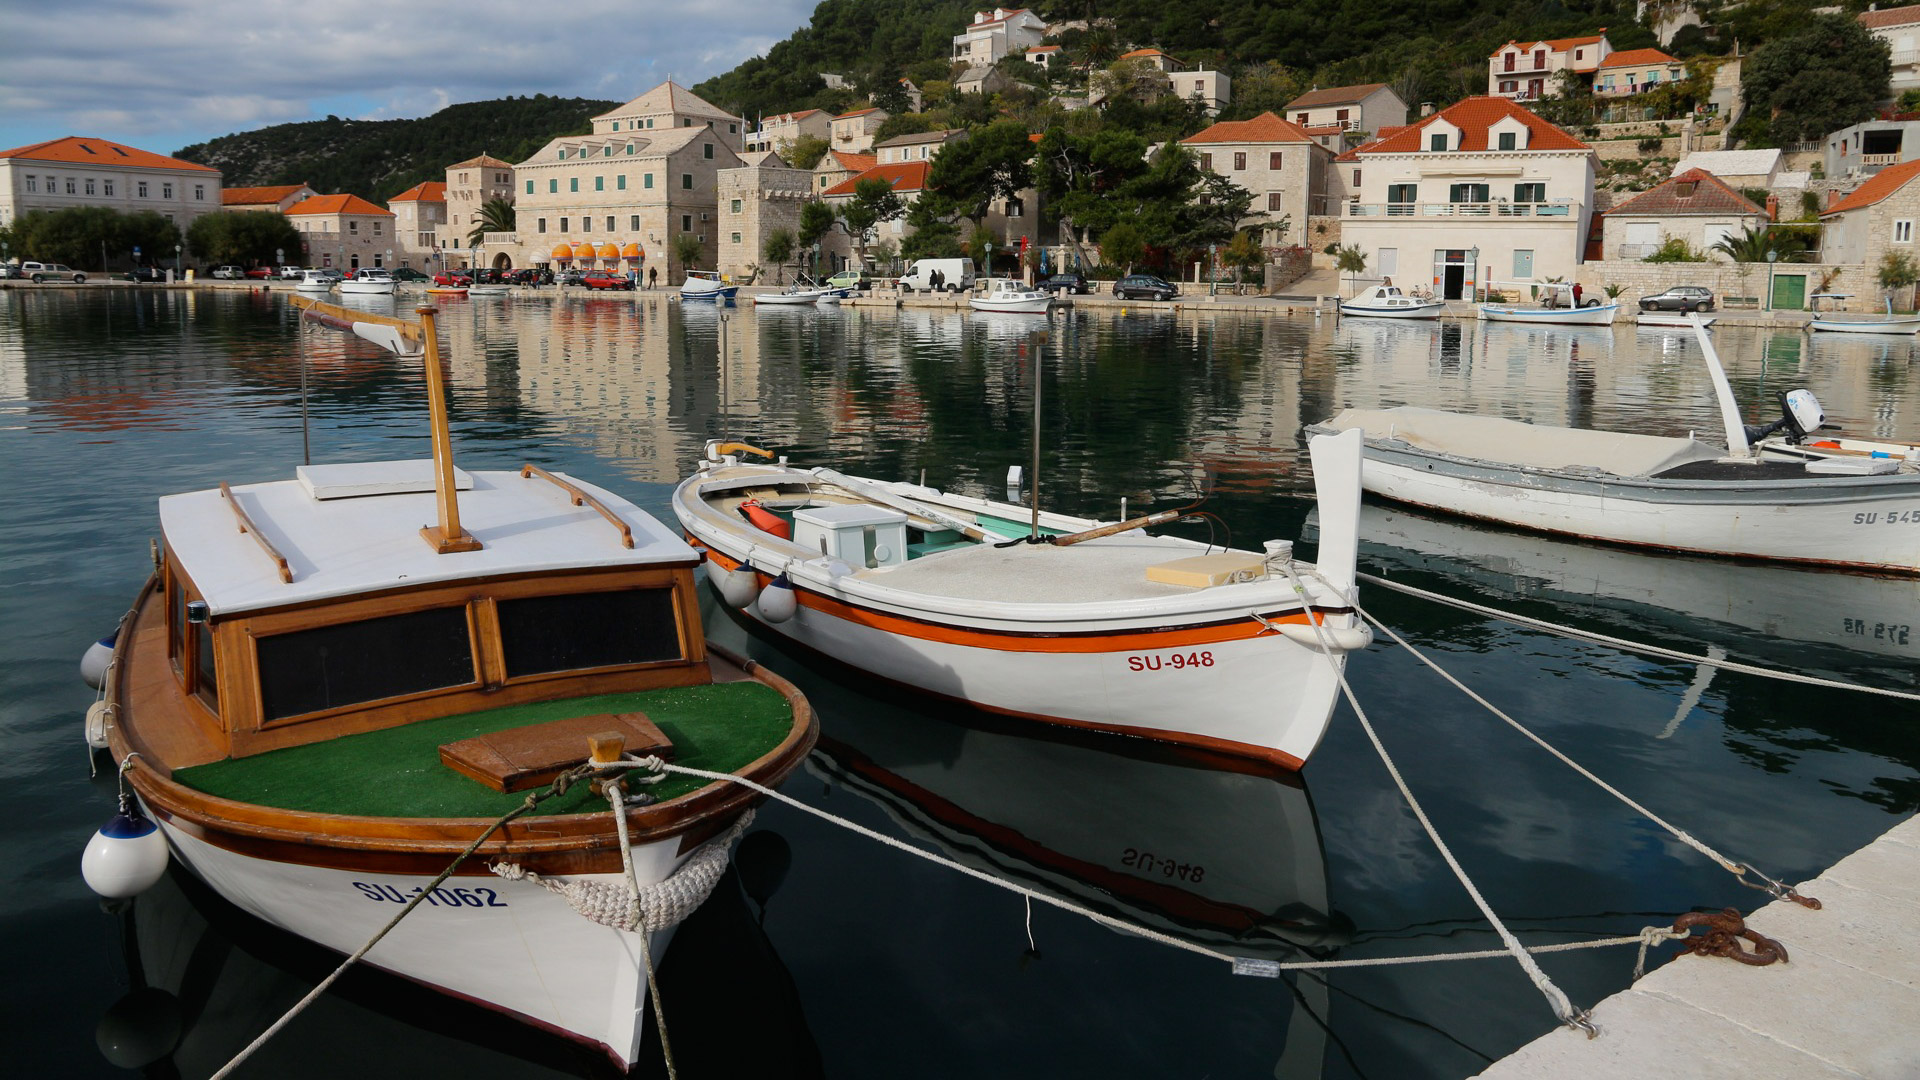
[{"x1": 415, "y1": 306, "x2": 482, "y2": 554}]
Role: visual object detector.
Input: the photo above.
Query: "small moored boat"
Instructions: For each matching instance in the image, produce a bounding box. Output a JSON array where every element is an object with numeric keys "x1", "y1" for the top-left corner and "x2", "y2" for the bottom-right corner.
[
  {"x1": 81, "y1": 296, "x2": 816, "y2": 1069},
  {"x1": 1338, "y1": 282, "x2": 1445, "y2": 320},
  {"x1": 680, "y1": 271, "x2": 737, "y2": 301},
  {"x1": 753, "y1": 284, "x2": 828, "y2": 306},
  {"x1": 1808, "y1": 298, "x2": 1920, "y2": 335},
  {"x1": 1478, "y1": 281, "x2": 1618, "y2": 325},
  {"x1": 337, "y1": 268, "x2": 396, "y2": 295},
  {"x1": 295, "y1": 270, "x2": 336, "y2": 293},
  {"x1": 968, "y1": 279, "x2": 1054, "y2": 314},
  {"x1": 1635, "y1": 311, "x2": 1717, "y2": 329}
]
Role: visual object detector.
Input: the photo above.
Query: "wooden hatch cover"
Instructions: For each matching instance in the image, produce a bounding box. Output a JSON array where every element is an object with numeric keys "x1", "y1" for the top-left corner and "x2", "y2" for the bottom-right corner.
[{"x1": 439, "y1": 713, "x2": 674, "y2": 793}]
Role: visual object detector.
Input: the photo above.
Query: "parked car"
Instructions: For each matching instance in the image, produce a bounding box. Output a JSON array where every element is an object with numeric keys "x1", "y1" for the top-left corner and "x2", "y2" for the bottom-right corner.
[
  {"x1": 241, "y1": 266, "x2": 273, "y2": 280},
  {"x1": 278, "y1": 266, "x2": 304, "y2": 280},
  {"x1": 580, "y1": 271, "x2": 634, "y2": 291},
  {"x1": 1639, "y1": 285, "x2": 1715, "y2": 313},
  {"x1": 1112, "y1": 274, "x2": 1178, "y2": 301},
  {"x1": 210, "y1": 266, "x2": 243, "y2": 279},
  {"x1": 508, "y1": 268, "x2": 549, "y2": 286},
  {"x1": 556, "y1": 269, "x2": 587, "y2": 286},
  {"x1": 21, "y1": 262, "x2": 87, "y2": 284},
  {"x1": 826, "y1": 269, "x2": 871, "y2": 291},
  {"x1": 0, "y1": 264, "x2": 22, "y2": 280},
  {"x1": 433, "y1": 269, "x2": 473, "y2": 287},
  {"x1": 390, "y1": 267, "x2": 430, "y2": 282},
  {"x1": 1044, "y1": 272, "x2": 1091, "y2": 295},
  {"x1": 128, "y1": 267, "x2": 169, "y2": 283}
]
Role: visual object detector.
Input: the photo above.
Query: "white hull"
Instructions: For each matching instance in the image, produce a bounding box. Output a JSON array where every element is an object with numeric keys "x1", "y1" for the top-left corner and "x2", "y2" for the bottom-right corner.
[
  {"x1": 1635, "y1": 312, "x2": 1715, "y2": 328},
  {"x1": 156, "y1": 812, "x2": 681, "y2": 1067},
  {"x1": 754, "y1": 290, "x2": 826, "y2": 305},
  {"x1": 466, "y1": 284, "x2": 512, "y2": 297},
  {"x1": 338, "y1": 282, "x2": 396, "y2": 295},
  {"x1": 1479, "y1": 302, "x2": 1619, "y2": 325},
  {"x1": 969, "y1": 296, "x2": 1053, "y2": 314},
  {"x1": 1808, "y1": 317, "x2": 1920, "y2": 334},
  {"x1": 295, "y1": 283, "x2": 334, "y2": 293},
  {"x1": 1338, "y1": 301, "x2": 1444, "y2": 319}
]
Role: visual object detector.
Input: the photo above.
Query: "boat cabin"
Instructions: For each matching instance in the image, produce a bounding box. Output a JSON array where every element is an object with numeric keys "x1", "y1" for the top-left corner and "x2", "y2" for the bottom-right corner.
[{"x1": 147, "y1": 460, "x2": 709, "y2": 764}]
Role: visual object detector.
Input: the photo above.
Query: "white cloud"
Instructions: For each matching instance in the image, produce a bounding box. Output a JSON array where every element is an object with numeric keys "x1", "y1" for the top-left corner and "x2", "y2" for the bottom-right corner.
[{"x1": 0, "y1": 0, "x2": 814, "y2": 152}]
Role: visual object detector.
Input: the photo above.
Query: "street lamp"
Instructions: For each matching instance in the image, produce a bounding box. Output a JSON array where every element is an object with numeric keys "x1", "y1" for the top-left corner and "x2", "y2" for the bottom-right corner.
[
  {"x1": 1765, "y1": 248, "x2": 1779, "y2": 311},
  {"x1": 174, "y1": 243, "x2": 181, "y2": 278},
  {"x1": 985, "y1": 240, "x2": 993, "y2": 281},
  {"x1": 1468, "y1": 245, "x2": 1480, "y2": 302},
  {"x1": 1209, "y1": 243, "x2": 1217, "y2": 297},
  {"x1": 385, "y1": 248, "x2": 392, "y2": 271}
]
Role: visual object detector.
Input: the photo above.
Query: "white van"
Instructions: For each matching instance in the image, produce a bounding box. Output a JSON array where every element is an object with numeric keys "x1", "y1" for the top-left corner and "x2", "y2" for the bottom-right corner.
[{"x1": 898, "y1": 257, "x2": 975, "y2": 293}]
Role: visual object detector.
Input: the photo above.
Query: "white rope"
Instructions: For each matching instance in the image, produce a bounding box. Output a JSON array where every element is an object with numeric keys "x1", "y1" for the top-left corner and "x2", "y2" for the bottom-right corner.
[
  {"x1": 1355, "y1": 571, "x2": 1920, "y2": 703},
  {"x1": 610, "y1": 781, "x2": 675, "y2": 1080},
  {"x1": 1274, "y1": 564, "x2": 1594, "y2": 1036}
]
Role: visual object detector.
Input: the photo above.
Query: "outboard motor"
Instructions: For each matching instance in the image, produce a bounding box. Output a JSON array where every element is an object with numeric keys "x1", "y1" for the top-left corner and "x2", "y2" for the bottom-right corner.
[{"x1": 1743, "y1": 388, "x2": 1827, "y2": 445}]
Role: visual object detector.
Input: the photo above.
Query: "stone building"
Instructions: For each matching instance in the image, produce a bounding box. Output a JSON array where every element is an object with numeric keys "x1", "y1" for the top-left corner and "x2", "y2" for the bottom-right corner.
[
  {"x1": 1821, "y1": 158, "x2": 1920, "y2": 271},
  {"x1": 717, "y1": 155, "x2": 813, "y2": 283},
  {"x1": 593, "y1": 82, "x2": 745, "y2": 153},
  {"x1": 0, "y1": 136, "x2": 221, "y2": 232},
  {"x1": 435, "y1": 154, "x2": 515, "y2": 262},
  {"x1": 829, "y1": 109, "x2": 889, "y2": 154},
  {"x1": 387, "y1": 181, "x2": 447, "y2": 271},
  {"x1": 813, "y1": 150, "x2": 876, "y2": 195},
  {"x1": 745, "y1": 110, "x2": 829, "y2": 155},
  {"x1": 1487, "y1": 33, "x2": 1611, "y2": 99},
  {"x1": 1602, "y1": 168, "x2": 1767, "y2": 259},
  {"x1": 951, "y1": 7, "x2": 1047, "y2": 65},
  {"x1": 874, "y1": 129, "x2": 967, "y2": 164},
  {"x1": 1181, "y1": 112, "x2": 1331, "y2": 245},
  {"x1": 287, "y1": 194, "x2": 399, "y2": 271},
  {"x1": 1285, "y1": 84, "x2": 1408, "y2": 138}
]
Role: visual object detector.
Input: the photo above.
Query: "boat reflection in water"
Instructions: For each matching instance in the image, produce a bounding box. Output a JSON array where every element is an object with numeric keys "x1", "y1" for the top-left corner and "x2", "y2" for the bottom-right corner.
[
  {"x1": 1311, "y1": 502, "x2": 1920, "y2": 689},
  {"x1": 99, "y1": 842, "x2": 821, "y2": 1079}
]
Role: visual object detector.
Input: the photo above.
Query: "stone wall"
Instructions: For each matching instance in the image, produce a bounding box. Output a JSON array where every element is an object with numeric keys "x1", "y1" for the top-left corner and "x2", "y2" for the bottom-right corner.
[{"x1": 1577, "y1": 258, "x2": 1862, "y2": 308}]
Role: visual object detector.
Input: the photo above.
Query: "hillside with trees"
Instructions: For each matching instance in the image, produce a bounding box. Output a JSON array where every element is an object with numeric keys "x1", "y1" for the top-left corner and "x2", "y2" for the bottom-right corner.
[{"x1": 173, "y1": 95, "x2": 617, "y2": 204}]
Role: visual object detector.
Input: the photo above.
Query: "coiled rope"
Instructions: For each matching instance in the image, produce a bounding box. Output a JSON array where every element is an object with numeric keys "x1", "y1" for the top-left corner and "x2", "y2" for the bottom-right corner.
[{"x1": 1354, "y1": 570, "x2": 1920, "y2": 703}]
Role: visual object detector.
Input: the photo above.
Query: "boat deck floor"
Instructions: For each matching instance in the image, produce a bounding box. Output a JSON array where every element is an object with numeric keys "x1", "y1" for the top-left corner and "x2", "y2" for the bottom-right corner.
[
  {"x1": 1652, "y1": 459, "x2": 1907, "y2": 481},
  {"x1": 173, "y1": 683, "x2": 795, "y2": 819},
  {"x1": 859, "y1": 534, "x2": 1232, "y2": 604}
]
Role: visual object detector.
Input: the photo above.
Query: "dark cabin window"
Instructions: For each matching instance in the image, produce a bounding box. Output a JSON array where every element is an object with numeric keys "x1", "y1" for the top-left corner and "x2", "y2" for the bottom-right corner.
[
  {"x1": 194, "y1": 620, "x2": 219, "y2": 710},
  {"x1": 498, "y1": 590, "x2": 682, "y2": 678},
  {"x1": 257, "y1": 607, "x2": 475, "y2": 721}
]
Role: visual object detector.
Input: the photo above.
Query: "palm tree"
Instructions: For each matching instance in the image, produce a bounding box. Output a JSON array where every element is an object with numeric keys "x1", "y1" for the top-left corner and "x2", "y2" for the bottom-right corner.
[
  {"x1": 466, "y1": 198, "x2": 516, "y2": 246},
  {"x1": 1709, "y1": 224, "x2": 1773, "y2": 263},
  {"x1": 1334, "y1": 244, "x2": 1367, "y2": 294}
]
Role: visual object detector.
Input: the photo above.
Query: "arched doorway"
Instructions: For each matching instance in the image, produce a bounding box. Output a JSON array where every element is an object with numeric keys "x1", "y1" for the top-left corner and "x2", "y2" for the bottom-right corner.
[{"x1": 492, "y1": 252, "x2": 514, "y2": 271}]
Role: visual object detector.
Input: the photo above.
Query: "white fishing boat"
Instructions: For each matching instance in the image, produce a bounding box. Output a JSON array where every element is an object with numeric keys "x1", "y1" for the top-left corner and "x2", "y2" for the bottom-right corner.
[
  {"x1": 1338, "y1": 282, "x2": 1445, "y2": 320},
  {"x1": 1478, "y1": 281, "x2": 1619, "y2": 325},
  {"x1": 968, "y1": 279, "x2": 1055, "y2": 314},
  {"x1": 337, "y1": 268, "x2": 396, "y2": 295},
  {"x1": 671, "y1": 429, "x2": 1369, "y2": 771},
  {"x1": 466, "y1": 281, "x2": 512, "y2": 297},
  {"x1": 295, "y1": 270, "x2": 336, "y2": 293},
  {"x1": 78, "y1": 296, "x2": 816, "y2": 1071},
  {"x1": 814, "y1": 289, "x2": 844, "y2": 306},
  {"x1": 680, "y1": 271, "x2": 737, "y2": 301},
  {"x1": 753, "y1": 284, "x2": 828, "y2": 306},
  {"x1": 1807, "y1": 305, "x2": 1920, "y2": 335},
  {"x1": 1306, "y1": 323, "x2": 1920, "y2": 573},
  {"x1": 1635, "y1": 311, "x2": 1717, "y2": 329}
]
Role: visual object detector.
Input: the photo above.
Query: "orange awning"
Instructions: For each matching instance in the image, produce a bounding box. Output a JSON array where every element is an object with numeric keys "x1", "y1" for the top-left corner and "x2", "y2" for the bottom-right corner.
[
  {"x1": 596, "y1": 242, "x2": 620, "y2": 258},
  {"x1": 550, "y1": 244, "x2": 574, "y2": 259},
  {"x1": 572, "y1": 242, "x2": 596, "y2": 258},
  {"x1": 621, "y1": 243, "x2": 644, "y2": 259}
]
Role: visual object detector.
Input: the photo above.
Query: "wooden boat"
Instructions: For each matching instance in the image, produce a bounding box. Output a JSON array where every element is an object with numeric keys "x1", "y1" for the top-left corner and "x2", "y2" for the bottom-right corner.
[
  {"x1": 680, "y1": 271, "x2": 737, "y2": 301},
  {"x1": 1478, "y1": 281, "x2": 1618, "y2": 325},
  {"x1": 424, "y1": 285, "x2": 468, "y2": 297},
  {"x1": 671, "y1": 429, "x2": 1370, "y2": 771},
  {"x1": 968, "y1": 279, "x2": 1054, "y2": 314},
  {"x1": 752, "y1": 285, "x2": 827, "y2": 306},
  {"x1": 338, "y1": 269, "x2": 396, "y2": 295},
  {"x1": 86, "y1": 297, "x2": 816, "y2": 1069},
  {"x1": 1306, "y1": 327, "x2": 1920, "y2": 573},
  {"x1": 1635, "y1": 311, "x2": 1717, "y2": 329},
  {"x1": 1807, "y1": 313, "x2": 1920, "y2": 334},
  {"x1": 465, "y1": 282, "x2": 512, "y2": 297},
  {"x1": 1337, "y1": 283, "x2": 1445, "y2": 320}
]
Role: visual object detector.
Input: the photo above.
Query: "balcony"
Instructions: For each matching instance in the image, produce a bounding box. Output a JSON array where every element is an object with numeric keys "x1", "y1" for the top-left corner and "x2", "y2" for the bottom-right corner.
[
  {"x1": 483, "y1": 232, "x2": 518, "y2": 245},
  {"x1": 1346, "y1": 200, "x2": 1578, "y2": 219},
  {"x1": 1862, "y1": 153, "x2": 1902, "y2": 167},
  {"x1": 1616, "y1": 243, "x2": 1660, "y2": 259}
]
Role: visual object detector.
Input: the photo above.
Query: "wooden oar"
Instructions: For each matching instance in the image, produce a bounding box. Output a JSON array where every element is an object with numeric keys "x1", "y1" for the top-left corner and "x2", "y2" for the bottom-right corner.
[{"x1": 811, "y1": 468, "x2": 993, "y2": 543}]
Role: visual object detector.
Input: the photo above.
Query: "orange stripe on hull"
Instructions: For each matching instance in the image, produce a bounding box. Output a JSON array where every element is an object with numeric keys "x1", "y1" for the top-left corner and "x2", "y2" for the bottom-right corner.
[{"x1": 699, "y1": 546, "x2": 1343, "y2": 654}]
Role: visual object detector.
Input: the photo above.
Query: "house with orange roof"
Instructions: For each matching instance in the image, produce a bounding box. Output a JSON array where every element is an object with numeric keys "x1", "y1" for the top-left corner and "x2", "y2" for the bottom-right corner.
[
  {"x1": 1488, "y1": 32, "x2": 1611, "y2": 99},
  {"x1": 221, "y1": 184, "x2": 316, "y2": 214},
  {"x1": 387, "y1": 181, "x2": 447, "y2": 269},
  {"x1": 1820, "y1": 158, "x2": 1920, "y2": 268},
  {"x1": 435, "y1": 154, "x2": 516, "y2": 267},
  {"x1": 1285, "y1": 84, "x2": 1408, "y2": 139},
  {"x1": 830, "y1": 108, "x2": 890, "y2": 154},
  {"x1": 0, "y1": 136, "x2": 222, "y2": 232},
  {"x1": 1024, "y1": 44, "x2": 1062, "y2": 72},
  {"x1": 1118, "y1": 48, "x2": 1183, "y2": 73},
  {"x1": 1181, "y1": 113, "x2": 1331, "y2": 245},
  {"x1": 813, "y1": 150, "x2": 877, "y2": 195},
  {"x1": 1601, "y1": 169, "x2": 1767, "y2": 259},
  {"x1": 875, "y1": 129, "x2": 968, "y2": 165},
  {"x1": 1168, "y1": 68, "x2": 1232, "y2": 115},
  {"x1": 1596, "y1": 49, "x2": 1686, "y2": 96},
  {"x1": 952, "y1": 7, "x2": 1047, "y2": 67},
  {"x1": 1341, "y1": 96, "x2": 1597, "y2": 296},
  {"x1": 1861, "y1": 4, "x2": 1920, "y2": 93},
  {"x1": 286, "y1": 194, "x2": 397, "y2": 272},
  {"x1": 745, "y1": 110, "x2": 830, "y2": 156}
]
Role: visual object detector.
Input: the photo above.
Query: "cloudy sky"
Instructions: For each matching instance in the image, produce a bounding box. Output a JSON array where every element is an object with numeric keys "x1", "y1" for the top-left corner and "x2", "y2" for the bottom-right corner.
[{"x1": 0, "y1": 0, "x2": 817, "y2": 156}]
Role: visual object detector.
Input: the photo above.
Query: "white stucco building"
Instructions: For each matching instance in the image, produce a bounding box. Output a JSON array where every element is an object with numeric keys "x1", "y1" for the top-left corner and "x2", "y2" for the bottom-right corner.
[{"x1": 0, "y1": 136, "x2": 221, "y2": 231}]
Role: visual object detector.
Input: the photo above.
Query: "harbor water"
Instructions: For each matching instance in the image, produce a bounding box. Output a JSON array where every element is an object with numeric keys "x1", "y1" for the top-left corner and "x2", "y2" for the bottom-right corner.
[{"x1": 4, "y1": 287, "x2": 1916, "y2": 1078}]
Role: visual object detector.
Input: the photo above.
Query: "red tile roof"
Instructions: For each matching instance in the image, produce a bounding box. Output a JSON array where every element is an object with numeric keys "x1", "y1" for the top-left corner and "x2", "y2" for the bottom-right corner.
[
  {"x1": 1492, "y1": 33, "x2": 1606, "y2": 57},
  {"x1": 1286, "y1": 83, "x2": 1389, "y2": 109},
  {"x1": 387, "y1": 181, "x2": 446, "y2": 203},
  {"x1": 1860, "y1": 4, "x2": 1920, "y2": 29},
  {"x1": 1301, "y1": 124, "x2": 1347, "y2": 137},
  {"x1": 1027, "y1": 44, "x2": 1061, "y2": 53},
  {"x1": 1606, "y1": 169, "x2": 1763, "y2": 216},
  {"x1": 968, "y1": 7, "x2": 1031, "y2": 27},
  {"x1": 835, "y1": 107, "x2": 882, "y2": 120},
  {"x1": 1600, "y1": 48, "x2": 1679, "y2": 69},
  {"x1": 222, "y1": 184, "x2": 312, "y2": 206},
  {"x1": 1182, "y1": 111, "x2": 1316, "y2": 145},
  {"x1": 822, "y1": 161, "x2": 932, "y2": 198},
  {"x1": 1823, "y1": 158, "x2": 1920, "y2": 216},
  {"x1": 0, "y1": 136, "x2": 218, "y2": 173},
  {"x1": 1356, "y1": 97, "x2": 1589, "y2": 154},
  {"x1": 822, "y1": 151, "x2": 877, "y2": 172},
  {"x1": 1119, "y1": 48, "x2": 1171, "y2": 59},
  {"x1": 285, "y1": 194, "x2": 394, "y2": 217}
]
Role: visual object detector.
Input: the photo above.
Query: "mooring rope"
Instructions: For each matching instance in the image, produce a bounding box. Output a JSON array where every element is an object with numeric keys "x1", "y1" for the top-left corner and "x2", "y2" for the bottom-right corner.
[
  {"x1": 609, "y1": 780, "x2": 676, "y2": 1080},
  {"x1": 1272, "y1": 564, "x2": 1596, "y2": 1037},
  {"x1": 1354, "y1": 571, "x2": 1920, "y2": 703},
  {"x1": 1325, "y1": 572, "x2": 1822, "y2": 909}
]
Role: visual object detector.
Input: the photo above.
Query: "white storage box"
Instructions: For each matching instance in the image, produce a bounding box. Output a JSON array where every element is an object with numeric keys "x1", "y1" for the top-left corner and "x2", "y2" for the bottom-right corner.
[{"x1": 793, "y1": 504, "x2": 910, "y2": 568}]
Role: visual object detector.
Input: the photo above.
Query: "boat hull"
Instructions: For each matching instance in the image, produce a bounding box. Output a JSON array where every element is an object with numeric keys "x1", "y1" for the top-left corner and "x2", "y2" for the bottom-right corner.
[
  {"x1": 1338, "y1": 439, "x2": 1920, "y2": 572},
  {"x1": 1338, "y1": 301, "x2": 1444, "y2": 319},
  {"x1": 969, "y1": 297, "x2": 1053, "y2": 313},
  {"x1": 753, "y1": 290, "x2": 825, "y2": 305},
  {"x1": 1478, "y1": 303, "x2": 1619, "y2": 325},
  {"x1": 1808, "y1": 317, "x2": 1920, "y2": 334},
  {"x1": 1635, "y1": 313, "x2": 1716, "y2": 328},
  {"x1": 338, "y1": 282, "x2": 396, "y2": 295}
]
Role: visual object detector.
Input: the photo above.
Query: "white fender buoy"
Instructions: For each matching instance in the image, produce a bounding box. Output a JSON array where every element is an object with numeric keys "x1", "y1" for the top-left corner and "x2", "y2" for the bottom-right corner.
[
  {"x1": 95, "y1": 987, "x2": 183, "y2": 1068},
  {"x1": 85, "y1": 700, "x2": 111, "y2": 750},
  {"x1": 82, "y1": 804, "x2": 170, "y2": 899},
  {"x1": 1277, "y1": 622, "x2": 1374, "y2": 651},
  {"x1": 756, "y1": 573, "x2": 797, "y2": 623},
  {"x1": 81, "y1": 635, "x2": 115, "y2": 690},
  {"x1": 718, "y1": 562, "x2": 763, "y2": 608}
]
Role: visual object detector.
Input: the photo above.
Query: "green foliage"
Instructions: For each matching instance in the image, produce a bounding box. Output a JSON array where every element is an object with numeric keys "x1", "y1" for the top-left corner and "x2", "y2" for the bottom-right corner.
[
  {"x1": 1742, "y1": 14, "x2": 1890, "y2": 145},
  {"x1": 1603, "y1": 283, "x2": 1625, "y2": 299},
  {"x1": 185, "y1": 211, "x2": 301, "y2": 266},
  {"x1": 672, "y1": 232, "x2": 705, "y2": 271},
  {"x1": 1222, "y1": 229, "x2": 1265, "y2": 282},
  {"x1": 3, "y1": 206, "x2": 183, "y2": 269},
  {"x1": 1099, "y1": 222, "x2": 1147, "y2": 273},
  {"x1": 798, "y1": 201, "x2": 838, "y2": 249},
  {"x1": 966, "y1": 223, "x2": 997, "y2": 269},
  {"x1": 764, "y1": 227, "x2": 796, "y2": 282},
  {"x1": 174, "y1": 95, "x2": 615, "y2": 203},
  {"x1": 922, "y1": 121, "x2": 1036, "y2": 224},
  {"x1": 1642, "y1": 236, "x2": 1707, "y2": 262},
  {"x1": 900, "y1": 211, "x2": 961, "y2": 259},
  {"x1": 783, "y1": 134, "x2": 831, "y2": 170},
  {"x1": 839, "y1": 175, "x2": 907, "y2": 262},
  {"x1": 467, "y1": 198, "x2": 516, "y2": 246},
  {"x1": 1877, "y1": 250, "x2": 1918, "y2": 291},
  {"x1": 1334, "y1": 244, "x2": 1367, "y2": 283},
  {"x1": 1710, "y1": 224, "x2": 1809, "y2": 262},
  {"x1": 872, "y1": 113, "x2": 937, "y2": 144}
]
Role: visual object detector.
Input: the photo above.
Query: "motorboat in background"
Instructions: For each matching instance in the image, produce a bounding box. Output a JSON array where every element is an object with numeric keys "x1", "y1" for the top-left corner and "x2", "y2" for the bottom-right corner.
[
  {"x1": 681, "y1": 271, "x2": 738, "y2": 301},
  {"x1": 337, "y1": 268, "x2": 396, "y2": 295},
  {"x1": 968, "y1": 279, "x2": 1055, "y2": 314},
  {"x1": 1338, "y1": 282, "x2": 1445, "y2": 319},
  {"x1": 295, "y1": 269, "x2": 336, "y2": 293}
]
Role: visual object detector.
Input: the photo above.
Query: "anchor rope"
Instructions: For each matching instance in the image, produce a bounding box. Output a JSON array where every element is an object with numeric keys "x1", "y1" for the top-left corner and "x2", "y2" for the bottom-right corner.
[
  {"x1": 1322, "y1": 571, "x2": 1820, "y2": 905},
  {"x1": 609, "y1": 780, "x2": 676, "y2": 1080},
  {"x1": 1354, "y1": 571, "x2": 1920, "y2": 703},
  {"x1": 1273, "y1": 564, "x2": 1595, "y2": 1036}
]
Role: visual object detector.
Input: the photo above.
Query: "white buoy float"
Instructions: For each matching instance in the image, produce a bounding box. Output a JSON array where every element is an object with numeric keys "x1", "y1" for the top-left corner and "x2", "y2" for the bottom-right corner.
[
  {"x1": 756, "y1": 573, "x2": 797, "y2": 623},
  {"x1": 82, "y1": 799, "x2": 170, "y2": 899},
  {"x1": 85, "y1": 700, "x2": 112, "y2": 750},
  {"x1": 80, "y1": 635, "x2": 115, "y2": 691},
  {"x1": 718, "y1": 562, "x2": 763, "y2": 608}
]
